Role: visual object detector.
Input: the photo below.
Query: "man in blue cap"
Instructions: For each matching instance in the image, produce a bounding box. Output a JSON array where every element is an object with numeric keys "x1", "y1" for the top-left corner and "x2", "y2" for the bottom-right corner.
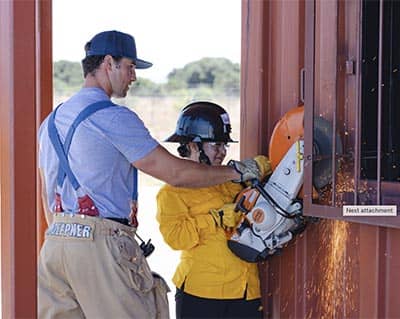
[{"x1": 37, "y1": 30, "x2": 267, "y2": 318}]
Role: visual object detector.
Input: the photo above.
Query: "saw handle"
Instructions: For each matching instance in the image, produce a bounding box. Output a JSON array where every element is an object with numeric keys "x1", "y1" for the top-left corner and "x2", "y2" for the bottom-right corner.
[
  {"x1": 235, "y1": 218, "x2": 251, "y2": 236},
  {"x1": 235, "y1": 196, "x2": 249, "y2": 213},
  {"x1": 233, "y1": 181, "x2": 262, "y2": 214}
]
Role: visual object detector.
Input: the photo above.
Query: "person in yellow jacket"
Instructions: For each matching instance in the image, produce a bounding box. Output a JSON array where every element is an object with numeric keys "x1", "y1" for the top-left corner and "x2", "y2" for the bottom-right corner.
[{"x1": 156, "y1": 101, "x2": 271, "y2": 319}]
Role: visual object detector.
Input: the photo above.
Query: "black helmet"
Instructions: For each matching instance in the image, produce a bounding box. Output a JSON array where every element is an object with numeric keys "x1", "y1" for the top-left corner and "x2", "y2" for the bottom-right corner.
[{"x1": 165, "y1": 101, "x2": 237, "y2": 143}]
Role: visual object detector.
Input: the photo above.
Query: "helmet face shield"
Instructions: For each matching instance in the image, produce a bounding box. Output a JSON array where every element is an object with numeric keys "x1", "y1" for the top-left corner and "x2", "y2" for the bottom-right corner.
[{"x1": 165, "y1": 101, "x2": 237, "y2": 143}]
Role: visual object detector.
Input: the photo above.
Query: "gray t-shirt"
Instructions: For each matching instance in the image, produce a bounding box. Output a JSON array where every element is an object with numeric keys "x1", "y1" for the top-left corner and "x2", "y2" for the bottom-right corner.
[{"x1": 38, "y1": 87, "x2": 159, "y2": 218}]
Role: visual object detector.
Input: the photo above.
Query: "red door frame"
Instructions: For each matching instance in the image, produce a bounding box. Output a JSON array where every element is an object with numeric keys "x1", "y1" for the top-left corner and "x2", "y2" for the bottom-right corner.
[{"x1": 0, "y1": 1, "x2": 52, "y2": 317}]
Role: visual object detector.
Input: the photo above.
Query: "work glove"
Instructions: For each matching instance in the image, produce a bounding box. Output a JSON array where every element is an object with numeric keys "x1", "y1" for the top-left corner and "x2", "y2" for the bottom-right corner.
[
  {"x1": 209, "y1": 203, "x2": 242, "y2": 228},
  {"x1": 228, "y1": 158, "x2": 262, "y2": 183},
  {"x1": 253, "y1": 155, "x2": 272, "y2": 181}
]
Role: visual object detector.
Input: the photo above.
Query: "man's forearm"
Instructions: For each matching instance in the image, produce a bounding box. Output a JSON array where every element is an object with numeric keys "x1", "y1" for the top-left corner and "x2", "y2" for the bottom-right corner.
[
  {"x1": 170, "y1": 164, "x2": 240, "y2": 188},
  {"x1": 134, "y1": 145, "x2": 240, "y2": 187}
]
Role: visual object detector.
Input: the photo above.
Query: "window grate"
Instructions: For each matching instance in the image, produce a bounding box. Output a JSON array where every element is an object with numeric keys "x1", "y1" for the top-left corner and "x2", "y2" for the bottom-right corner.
[{"x1": 304, "y1": 0, "x2": 400, "y2": 228}]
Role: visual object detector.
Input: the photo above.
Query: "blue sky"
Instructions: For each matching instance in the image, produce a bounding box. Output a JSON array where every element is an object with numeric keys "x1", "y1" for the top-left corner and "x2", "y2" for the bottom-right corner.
[{"x1": 53, "y1": 0, "x2": 241, "y2": 83}]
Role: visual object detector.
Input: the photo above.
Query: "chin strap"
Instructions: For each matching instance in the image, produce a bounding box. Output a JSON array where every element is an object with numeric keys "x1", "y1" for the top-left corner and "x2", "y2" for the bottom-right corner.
[{"x1": 196, "y1": 142, "x2": 211, "y2": 165}]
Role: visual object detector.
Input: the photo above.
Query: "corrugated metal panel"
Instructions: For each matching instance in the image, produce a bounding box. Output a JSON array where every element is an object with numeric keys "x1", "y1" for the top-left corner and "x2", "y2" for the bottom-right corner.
[
  {"x1": 241, "y1": 0, "x2": 400, "y2": 318},
  {"x1": 241, "y1": 0, "x2": 304, "y2": 158},
  {"x1": 259, "y1": 222, "x2": 400, "y2": 318}
]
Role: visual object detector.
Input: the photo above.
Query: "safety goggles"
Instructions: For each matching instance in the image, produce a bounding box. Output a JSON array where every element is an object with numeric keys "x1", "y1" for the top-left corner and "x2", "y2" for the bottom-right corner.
[{"x1": 205, "y1": 142, "x2": 230, "y2": 151}]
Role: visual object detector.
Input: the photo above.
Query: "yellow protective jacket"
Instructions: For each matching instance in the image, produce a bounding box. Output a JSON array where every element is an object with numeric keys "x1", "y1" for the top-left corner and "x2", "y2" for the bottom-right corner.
[{"x1": 156, "y1": 181, "x2": 261, "y2": 300}]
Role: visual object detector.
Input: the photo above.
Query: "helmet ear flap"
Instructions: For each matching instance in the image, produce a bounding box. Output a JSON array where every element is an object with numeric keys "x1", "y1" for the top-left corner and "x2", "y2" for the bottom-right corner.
[
  {"x1": 177, "y1": 144, "x2": 191, "y2": 158},
  {"x1": 196, "y1": 142, "x2": 211, "y2": 165},
  {"x1": 177, "y1": 142, "x2": 211, "y2": 165}
]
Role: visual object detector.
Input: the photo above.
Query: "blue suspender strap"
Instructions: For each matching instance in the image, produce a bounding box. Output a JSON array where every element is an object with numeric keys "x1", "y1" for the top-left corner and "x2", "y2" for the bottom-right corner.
[
  {"x1": 129, "y1": 167, "x2": 139, "y2": 227},
  {"x1": 132, "y1": 167, "x2": 138, "y2": 201},
  {"x1": 48, "y1": 99, "x2": 139, "y2": 216},
  {"x1": 55, "y1": 101, "x2": 116, "y2": 188},
  {"x1": 48, "y1": 100, "x2": 115, "y2": 190},
  {"x1": 63, "y1": 101, "x2": 116, "y2": 154},
  {"x1": 48, "y1": 106, "x2": 81, "y2": 190}
]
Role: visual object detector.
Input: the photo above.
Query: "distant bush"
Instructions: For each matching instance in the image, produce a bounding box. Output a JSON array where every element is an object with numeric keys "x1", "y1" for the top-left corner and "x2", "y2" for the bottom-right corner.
[
  {"x1": 53, "y1": 57, "x2": 240, "y2": 98},
  {"x1": 166, "y1": 57, "x2": 240, "y2": 95},
  {"x1": 53, "y1": 60, "x2": 84, "y2": 95},
  {"x1": 129, "y1": 78, "x2": 165, "y2": 96}
]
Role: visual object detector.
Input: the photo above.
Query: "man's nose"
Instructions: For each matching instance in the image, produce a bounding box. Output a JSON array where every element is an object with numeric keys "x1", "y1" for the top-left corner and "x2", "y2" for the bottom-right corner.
[{"x1": 131, "y1": 70, "x2": 136, "y2": 81}]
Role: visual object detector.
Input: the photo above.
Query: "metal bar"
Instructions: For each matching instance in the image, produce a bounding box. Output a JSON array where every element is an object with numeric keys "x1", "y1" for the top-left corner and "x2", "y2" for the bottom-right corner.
[
  {"x1": 303, "y1": 1, "x2": 316, "y2": 318},
  {"x1": 300, "y1": 68, "x2": 305, "y2": 104},
  {"x1": 332, "y1": 0, "x2": 339, "y2": 207},
  {"x1": 376, "y1": 0, "x2": 384, "y2": 204},
  {"x1": 303, "y1": 0, "x2": 315, "y2": 214},
  {"x1": 354, "y1": 0, "x2": 363, "y2": 205},
  {"x1": 387, "y1": 1, "x2": 394, "y2": 176}
]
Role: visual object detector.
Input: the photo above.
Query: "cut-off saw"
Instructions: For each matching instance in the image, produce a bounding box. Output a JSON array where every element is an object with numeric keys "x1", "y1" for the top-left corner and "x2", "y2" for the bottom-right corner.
[{"x1": 227, "y1": 105, "x2": 342, "y2": 262}]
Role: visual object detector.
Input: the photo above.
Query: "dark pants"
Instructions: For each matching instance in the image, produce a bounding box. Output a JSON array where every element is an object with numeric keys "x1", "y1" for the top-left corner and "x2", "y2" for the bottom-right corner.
[{"x1": 175, "y1": 288, "x2": 263, "y2": 319}]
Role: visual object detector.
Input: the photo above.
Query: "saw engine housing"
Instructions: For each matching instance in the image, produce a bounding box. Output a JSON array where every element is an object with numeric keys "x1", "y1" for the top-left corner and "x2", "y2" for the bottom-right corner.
[{"x1": 228, "y1": 140, "x2": 306, "y2": 262}]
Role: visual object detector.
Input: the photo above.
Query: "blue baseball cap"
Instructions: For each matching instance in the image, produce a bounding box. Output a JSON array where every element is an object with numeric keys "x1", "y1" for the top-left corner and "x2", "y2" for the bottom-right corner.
[{"x1": 85, "y1": 30, "x2": 152, "y2": 69}]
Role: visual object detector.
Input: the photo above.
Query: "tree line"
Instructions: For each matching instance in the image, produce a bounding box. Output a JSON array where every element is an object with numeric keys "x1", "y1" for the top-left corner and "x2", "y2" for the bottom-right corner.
[{"x1": 54, "y1": 57, "x2": 240, "y2": 97}]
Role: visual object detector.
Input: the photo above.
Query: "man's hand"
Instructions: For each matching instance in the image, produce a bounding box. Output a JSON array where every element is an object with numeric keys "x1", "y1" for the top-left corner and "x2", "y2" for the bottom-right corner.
[
  {"x1": 209, "y1": 203, "x2": 242, "y2": 228},
  {"x1": 228, "y1": 158, "x2": 261, "y2": 183}
]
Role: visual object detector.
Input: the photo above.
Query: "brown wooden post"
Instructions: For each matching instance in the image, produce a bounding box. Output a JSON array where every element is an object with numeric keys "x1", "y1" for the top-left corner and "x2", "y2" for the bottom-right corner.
[{"x1": 0, "y1": 0, "x2": 52, "y2": 317}]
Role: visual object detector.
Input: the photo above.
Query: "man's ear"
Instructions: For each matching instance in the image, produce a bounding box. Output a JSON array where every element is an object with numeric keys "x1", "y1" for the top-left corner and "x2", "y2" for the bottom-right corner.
[{"x1": 103, "y1": 55, "x2": 114, "y2": 70}]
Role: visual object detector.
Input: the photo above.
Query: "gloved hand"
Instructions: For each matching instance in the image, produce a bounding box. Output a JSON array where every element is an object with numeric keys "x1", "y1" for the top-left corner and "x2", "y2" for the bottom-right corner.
[
  {"x1": 209, "y1": 203, "x2": 242, "y2": 228},
  {"x1": 253, "y1": 155, "x2": 272, "y2": 181},
  {"x1": 228, "y1": 158, "x2": 261, "y2": 183}
]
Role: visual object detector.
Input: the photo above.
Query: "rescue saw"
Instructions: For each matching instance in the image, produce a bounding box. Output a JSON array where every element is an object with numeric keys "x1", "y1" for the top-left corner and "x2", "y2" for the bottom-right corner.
[{"x1": 227, "y1": 105, "x2": 342, "y2": 262}]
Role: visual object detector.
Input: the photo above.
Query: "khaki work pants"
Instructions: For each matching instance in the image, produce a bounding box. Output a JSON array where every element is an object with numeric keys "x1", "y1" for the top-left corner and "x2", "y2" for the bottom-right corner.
[{"x1": 38, "y1": 214, "x2": 170, "y2": 319}]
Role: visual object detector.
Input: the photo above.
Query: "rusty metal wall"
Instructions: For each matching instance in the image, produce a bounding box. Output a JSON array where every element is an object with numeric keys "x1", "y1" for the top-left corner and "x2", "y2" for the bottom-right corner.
[
  {"x1": 241, "y1": 0, "x2": 304, "y2": 158},
  {"x1": 241, "y1": 0, "x2": 400, "y2": 318},
  {"x1": 260, "y1": 220, "x2": 400, "y2": 319}
]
